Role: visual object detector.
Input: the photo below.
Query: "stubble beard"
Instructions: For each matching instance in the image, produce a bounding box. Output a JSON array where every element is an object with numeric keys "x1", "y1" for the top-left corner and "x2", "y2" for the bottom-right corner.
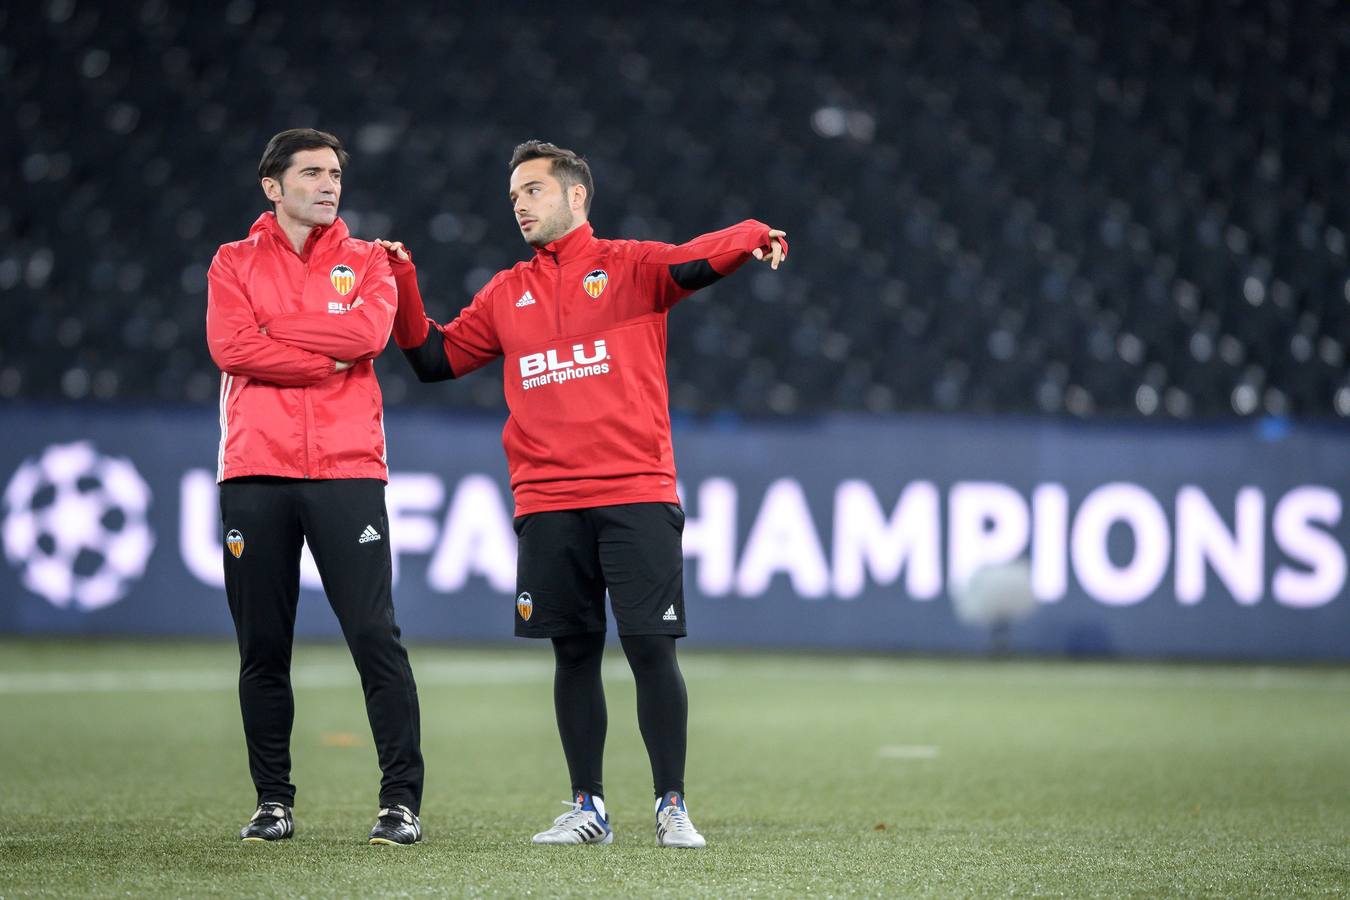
[
  {"x1": 280, "y1": 189, "x2": 336, "y2": 230},
  {"x1": 526, "y1": 205, "x2": 575, "y2": 247}
]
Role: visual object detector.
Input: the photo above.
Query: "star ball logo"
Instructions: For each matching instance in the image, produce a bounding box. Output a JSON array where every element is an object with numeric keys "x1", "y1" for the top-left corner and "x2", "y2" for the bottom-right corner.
[{"x1": 1, "y1": 441, "x2": 155, "y2": 611}]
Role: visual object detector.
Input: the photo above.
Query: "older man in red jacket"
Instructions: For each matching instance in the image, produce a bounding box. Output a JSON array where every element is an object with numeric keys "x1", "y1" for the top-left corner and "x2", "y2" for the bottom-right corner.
[
  {"x1": 206, "y1": 128, "x2": 423, "y2": 846},
  {"x1": 381, "y1": 140, "x2": 787, "y2": 849}
]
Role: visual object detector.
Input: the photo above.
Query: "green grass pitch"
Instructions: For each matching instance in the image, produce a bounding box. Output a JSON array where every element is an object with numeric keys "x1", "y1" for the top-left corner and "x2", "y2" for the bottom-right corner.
[{"x1": 1, "y1": 639, "x2": 1348, "y2": 897}]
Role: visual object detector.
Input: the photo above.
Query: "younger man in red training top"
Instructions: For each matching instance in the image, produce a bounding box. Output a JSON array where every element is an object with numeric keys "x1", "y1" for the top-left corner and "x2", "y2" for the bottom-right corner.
[{"x1": 381, "y1": 140, "x2": 786, "y2": 848}]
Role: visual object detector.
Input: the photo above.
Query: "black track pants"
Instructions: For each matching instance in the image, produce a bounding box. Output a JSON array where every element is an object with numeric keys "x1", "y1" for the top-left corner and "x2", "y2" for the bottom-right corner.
[{"x1": 220, "y1": 477, "x2": 423, "y2": 812}]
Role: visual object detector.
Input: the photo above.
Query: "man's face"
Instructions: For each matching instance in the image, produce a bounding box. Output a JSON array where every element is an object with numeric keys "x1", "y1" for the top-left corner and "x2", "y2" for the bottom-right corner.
[
  {"x1": 263, "y1": 147, "x2": 342, "y2": 228},
  {"x1": 509, "y1": 158, "x2": 579, "y2": 247}
]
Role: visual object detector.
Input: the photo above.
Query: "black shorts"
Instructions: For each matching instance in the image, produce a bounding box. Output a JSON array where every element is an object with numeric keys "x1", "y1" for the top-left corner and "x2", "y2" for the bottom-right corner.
[{"x1": 513, "y1": 502, "x2": 687, "y2": 639}]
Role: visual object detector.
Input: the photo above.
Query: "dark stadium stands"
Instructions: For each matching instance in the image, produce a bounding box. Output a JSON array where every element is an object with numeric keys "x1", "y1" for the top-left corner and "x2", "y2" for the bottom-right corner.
[{"x1": 2, "y1": 0, "x2": 1346, "y2": 418}]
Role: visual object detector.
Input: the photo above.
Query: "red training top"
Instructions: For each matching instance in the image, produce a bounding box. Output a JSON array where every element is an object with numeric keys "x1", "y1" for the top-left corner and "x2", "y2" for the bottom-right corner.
[
  {"x1": 206, "y1": 212, "x2": 396, "y2": 482},
  {"x1": 391, "y1": 220, "x2": 784, "y2": 515}
]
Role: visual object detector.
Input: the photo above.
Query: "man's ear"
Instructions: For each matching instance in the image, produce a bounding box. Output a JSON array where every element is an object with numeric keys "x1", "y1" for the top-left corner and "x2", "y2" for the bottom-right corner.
[
  {"x1": 571, "y1": 183, "x2": 588, "y2": 215},
  {"x1": 261, "y1": 177, "x2": 283, "y2": 203}
]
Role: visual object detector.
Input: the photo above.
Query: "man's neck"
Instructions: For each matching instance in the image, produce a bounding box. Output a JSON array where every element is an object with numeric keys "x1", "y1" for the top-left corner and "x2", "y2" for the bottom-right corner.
[
  {"x1": 275, "y1": 209, "x2": 318, "y2": 256},
  {"x1": 535, "y1": 218, "x2": 590, "y2": 254}
]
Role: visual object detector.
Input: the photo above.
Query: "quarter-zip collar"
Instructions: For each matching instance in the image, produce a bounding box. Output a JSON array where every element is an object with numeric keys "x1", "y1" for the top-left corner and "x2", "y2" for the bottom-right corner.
[
  {"x1": 249, "y1": 211, "x2": 349, "y2": 261},
  {"x1": 534, "y1": 221, "x2": 595, "y2": 266}
]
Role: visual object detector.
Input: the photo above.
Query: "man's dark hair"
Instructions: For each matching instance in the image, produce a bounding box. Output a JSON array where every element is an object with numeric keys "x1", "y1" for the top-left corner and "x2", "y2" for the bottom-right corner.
[
  {"x1": 509, "y1": 140, "x2": 593, "y2": 213},
  {"x1": 258, "y1": 128, "x2": 350, "y2": 182}
]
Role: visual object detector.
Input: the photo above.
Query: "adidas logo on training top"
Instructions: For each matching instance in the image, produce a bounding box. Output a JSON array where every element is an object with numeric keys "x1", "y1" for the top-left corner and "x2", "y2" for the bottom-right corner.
[
  {"x1": 358, "y1": 524, "x2": 381, "y2": 544},
  {"x1": 515, "y1": 291, "x2": 536, "y2": 307},
  {"x1": 663, "y1": 605, "x2": 678, "y2": 622}
]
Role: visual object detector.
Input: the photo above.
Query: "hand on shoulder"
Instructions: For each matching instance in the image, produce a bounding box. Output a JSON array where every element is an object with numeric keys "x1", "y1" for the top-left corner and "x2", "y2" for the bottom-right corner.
[{"x1": 375, "y1": 238, "x2": 413, "y2": 266}]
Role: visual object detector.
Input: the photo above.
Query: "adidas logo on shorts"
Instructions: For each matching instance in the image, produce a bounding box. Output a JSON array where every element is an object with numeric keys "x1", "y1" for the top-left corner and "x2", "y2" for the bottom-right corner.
[
  {"x1": 358, "y1": 524, "x2": 381, "y2": 544},
  {"x1": 663, "y1": 605, "x2": 678, "y2": 622}
]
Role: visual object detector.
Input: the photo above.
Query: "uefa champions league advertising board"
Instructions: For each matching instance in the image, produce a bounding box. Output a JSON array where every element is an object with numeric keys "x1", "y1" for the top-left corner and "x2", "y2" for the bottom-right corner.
[{"x1": 1, "y1": 405, "x2": 1346, "y2": 659}]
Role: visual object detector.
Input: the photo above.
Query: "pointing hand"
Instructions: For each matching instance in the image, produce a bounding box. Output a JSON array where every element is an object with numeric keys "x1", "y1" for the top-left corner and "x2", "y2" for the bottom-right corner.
[{"x1": 751, "y1": 229, "x2": 788, "y2": 270}]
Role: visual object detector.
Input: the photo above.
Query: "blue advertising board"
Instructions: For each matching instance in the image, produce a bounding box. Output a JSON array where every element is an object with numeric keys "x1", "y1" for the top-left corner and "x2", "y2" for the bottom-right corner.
[{"x1": 1, "y1": 405, "x2": 1346, "y2": 659}]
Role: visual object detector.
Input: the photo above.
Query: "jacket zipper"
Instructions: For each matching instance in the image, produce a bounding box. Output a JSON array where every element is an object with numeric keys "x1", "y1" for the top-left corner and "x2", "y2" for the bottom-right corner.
[
  {"x1": 553, "y1": 254, "x2": 563, "y2": 338},
  {"x1": 301, "y1": 252, "x2": 313, "y2": 477}
]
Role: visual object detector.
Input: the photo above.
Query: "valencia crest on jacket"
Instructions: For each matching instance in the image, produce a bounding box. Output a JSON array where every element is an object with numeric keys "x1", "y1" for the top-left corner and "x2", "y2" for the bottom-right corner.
[
  {"x1": 330, "y1": 264, "x2": 356, "y2": 296},
  {"x1": 582, "y1": 269, "x2": 607, "y2": 299}
]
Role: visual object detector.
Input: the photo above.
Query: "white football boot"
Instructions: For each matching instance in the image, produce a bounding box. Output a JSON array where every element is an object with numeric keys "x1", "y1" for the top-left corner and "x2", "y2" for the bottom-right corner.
[
  {"x1": 655, "y1": 791, "x2": 706, "y2": 848},
  {"x1": 531, "y1": 791, "x2": 613, "y2": 845}
]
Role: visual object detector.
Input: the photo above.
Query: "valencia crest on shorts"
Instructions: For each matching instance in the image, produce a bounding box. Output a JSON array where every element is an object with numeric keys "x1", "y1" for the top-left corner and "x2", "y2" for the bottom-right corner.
[
  {"x1": 226, "y1": 528, "x2": 245, "y2": 559},
  {"x1": 330, "y1": 264, "x2": 356, "y2": 296},
  {"x1": 582, "y1": 269, "x2": 607, "y2": 299},
  {"x1": 516, "y1": 591, "x2": 534, "y2": 621}
]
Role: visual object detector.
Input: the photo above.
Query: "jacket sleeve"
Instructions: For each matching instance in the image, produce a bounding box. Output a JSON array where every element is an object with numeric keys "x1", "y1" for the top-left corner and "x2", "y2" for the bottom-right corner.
[
  {"x1": 260, "y1": 247, "x2": 396, "y2": 361},
  {"x1": 631, "y1": 219, "x2": 787, "y2": 311},
  {"x1": 206, "y1": 248, "x2": 337, "y2": 386},
  {"x1": 390, "y1": 256, "x2": 502, "y2": 383}
]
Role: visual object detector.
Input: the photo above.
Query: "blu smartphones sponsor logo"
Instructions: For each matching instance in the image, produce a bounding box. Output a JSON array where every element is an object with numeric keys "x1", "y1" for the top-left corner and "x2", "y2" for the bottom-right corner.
[{"x1": 518, "y1": 340, "x2": 610, "y2": 390}]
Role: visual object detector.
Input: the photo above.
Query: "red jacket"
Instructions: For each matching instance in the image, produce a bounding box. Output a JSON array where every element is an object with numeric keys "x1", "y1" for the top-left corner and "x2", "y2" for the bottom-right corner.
[
  {"x1": 206, "y1": 213, "x2": 396, "y2": 482},
  {"x1": 392, "y1": 220, "x2": 784, "y2": 515}
]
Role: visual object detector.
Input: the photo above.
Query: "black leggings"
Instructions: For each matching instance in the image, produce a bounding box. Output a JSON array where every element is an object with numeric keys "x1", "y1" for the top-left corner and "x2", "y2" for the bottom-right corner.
[{"x1": 551, "y1": 632, "x2": 688, "y2": 800}]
